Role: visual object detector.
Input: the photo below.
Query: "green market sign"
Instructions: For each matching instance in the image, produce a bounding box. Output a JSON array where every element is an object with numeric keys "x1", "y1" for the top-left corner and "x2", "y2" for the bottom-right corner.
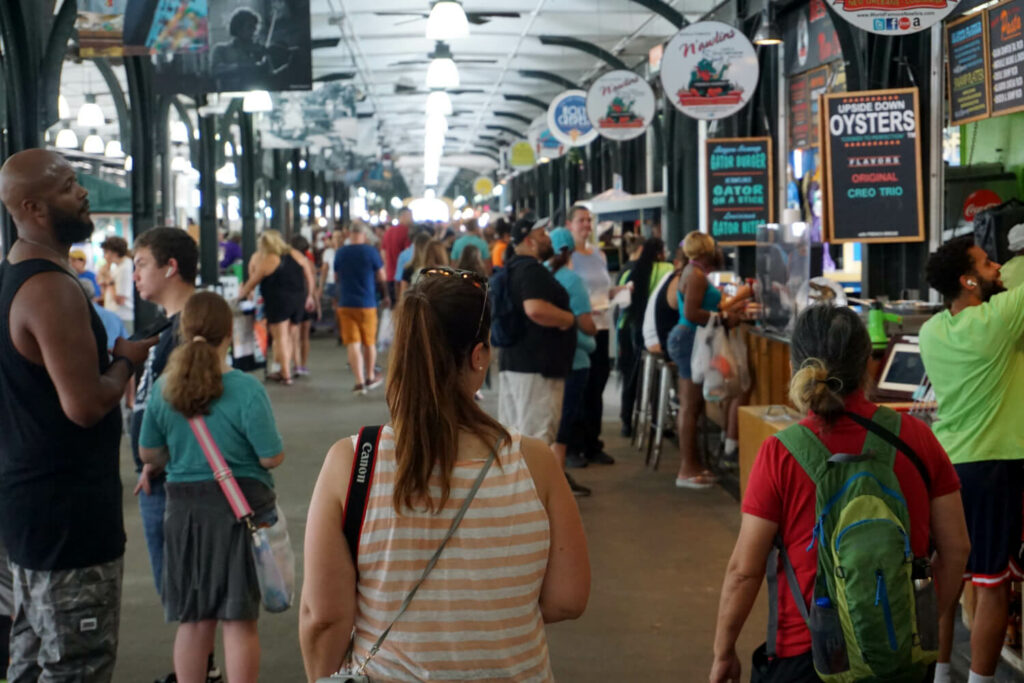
[{"x1": 705, "y1": 137, "x2": 774, "y2": 245}]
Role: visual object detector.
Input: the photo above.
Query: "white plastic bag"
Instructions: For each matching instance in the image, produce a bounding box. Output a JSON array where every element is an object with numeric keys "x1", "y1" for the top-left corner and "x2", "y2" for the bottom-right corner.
[
  {"x1": 729, "y1": 326, "x2": 751, "y2": 393},
  {"x1": 702, "y1": 318, "x2": 740, "y2": 402},
  {"x1": 690, "y1": 319, "x2": 715, "y2": 384},
  {"x1": 377, "y1": 308, "x2": 394, "y2": 351},
  {"x1": 250, "y1": 504, "x2": 295, "y2": 613}
]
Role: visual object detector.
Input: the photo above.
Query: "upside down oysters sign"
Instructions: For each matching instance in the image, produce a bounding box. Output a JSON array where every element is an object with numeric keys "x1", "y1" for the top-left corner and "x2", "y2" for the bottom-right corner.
[{"x1": 659, "y1": 21, "x2": 759, "y2": 121}]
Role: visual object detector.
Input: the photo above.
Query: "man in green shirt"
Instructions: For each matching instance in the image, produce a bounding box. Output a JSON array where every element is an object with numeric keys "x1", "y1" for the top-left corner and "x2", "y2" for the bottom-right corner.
[
  {"x1": 999, "y1": 223, "x2": 1024, "y2": 290},
  {"x1": 920, "y1": 235, "x2": 1021, "y2": 683}
]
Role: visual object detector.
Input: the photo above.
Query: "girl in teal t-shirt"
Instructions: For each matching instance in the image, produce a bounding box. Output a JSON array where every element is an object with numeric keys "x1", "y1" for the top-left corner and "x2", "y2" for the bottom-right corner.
[{"x1": 139, "y1": 291, "x2": 285, "y2": 682}]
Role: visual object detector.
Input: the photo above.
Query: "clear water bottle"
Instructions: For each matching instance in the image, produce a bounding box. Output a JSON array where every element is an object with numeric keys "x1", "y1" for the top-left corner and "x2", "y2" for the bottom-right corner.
[{"x1": 809, "y1": 596, "x2": 850, "y2": 674}]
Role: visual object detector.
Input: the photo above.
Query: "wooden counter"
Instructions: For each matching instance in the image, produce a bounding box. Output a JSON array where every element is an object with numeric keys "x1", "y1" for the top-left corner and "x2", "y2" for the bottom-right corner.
[{"x1": 738, "y1": 405, "x2": 802, "y2": 498}]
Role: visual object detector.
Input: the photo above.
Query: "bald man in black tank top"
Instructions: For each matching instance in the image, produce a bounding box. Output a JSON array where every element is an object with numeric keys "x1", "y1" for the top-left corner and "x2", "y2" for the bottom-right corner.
[{"x1": 0, "y1": 149, "x2": 155, "y2": 682}]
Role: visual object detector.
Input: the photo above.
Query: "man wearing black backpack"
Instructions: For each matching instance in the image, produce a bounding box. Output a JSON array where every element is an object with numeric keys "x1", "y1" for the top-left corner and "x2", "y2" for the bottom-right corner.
[{"x1": 495, "y1": 218, "x2": 576, "y2": 446}]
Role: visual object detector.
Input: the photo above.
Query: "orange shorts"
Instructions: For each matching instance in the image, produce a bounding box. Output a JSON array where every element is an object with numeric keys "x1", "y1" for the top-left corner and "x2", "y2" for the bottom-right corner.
[{"x1": 337, "y1": 307, "x2": 377, "y2": 346}]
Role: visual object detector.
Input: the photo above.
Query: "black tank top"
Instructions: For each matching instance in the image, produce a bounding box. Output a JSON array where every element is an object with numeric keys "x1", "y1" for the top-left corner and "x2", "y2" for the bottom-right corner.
[
  {"x1": 655, "y1": 270, "x2": 681, "y2": 350},
  {"x1": 0, "y1": 258, "x2": 125, "y2": 570},
  {"x1": 262, "y1": 253, "x2": 306, "y2": 299}
]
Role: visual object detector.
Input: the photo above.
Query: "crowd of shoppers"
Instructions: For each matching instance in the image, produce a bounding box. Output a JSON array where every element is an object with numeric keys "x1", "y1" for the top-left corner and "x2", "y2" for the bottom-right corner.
[{"x1": 5, "y1": 144, "x2": 1019, "y2": 683}]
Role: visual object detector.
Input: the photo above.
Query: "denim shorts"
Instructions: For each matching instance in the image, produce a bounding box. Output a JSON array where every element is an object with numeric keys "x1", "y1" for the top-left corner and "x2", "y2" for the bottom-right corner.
[{"x1": 667, "y1": 324, "x2": 697, "y2": 380}]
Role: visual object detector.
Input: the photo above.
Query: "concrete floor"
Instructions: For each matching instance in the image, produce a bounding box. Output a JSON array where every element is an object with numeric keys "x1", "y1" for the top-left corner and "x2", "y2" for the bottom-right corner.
[{"x1": 112, "y1": 334, "x2": 768, "y2": 681}]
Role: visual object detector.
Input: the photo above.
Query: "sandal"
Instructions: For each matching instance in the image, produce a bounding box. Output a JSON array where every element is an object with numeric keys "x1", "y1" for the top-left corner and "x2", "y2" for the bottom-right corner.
[
  {"x1": 675, "y1": 470, "x2": 718, "y2": 489},
  {"x1": 266, "y1": 372, "x2": 293, "y2": 385}
]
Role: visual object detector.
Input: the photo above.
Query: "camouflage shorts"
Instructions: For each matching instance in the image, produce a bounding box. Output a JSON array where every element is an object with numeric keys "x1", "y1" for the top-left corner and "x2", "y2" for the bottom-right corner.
[{"x1": 8, "y1": 557, "x2": 123, "y2": 683}]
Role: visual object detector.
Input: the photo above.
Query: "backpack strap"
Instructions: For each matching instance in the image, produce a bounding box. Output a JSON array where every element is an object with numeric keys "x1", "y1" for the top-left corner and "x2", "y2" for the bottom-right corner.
[
  {"x1": 845, "y1": 408, "x2": 931, "y2": 493},
  {"x1": 766, "y1": 535, "x2": 811, "y2": 658},
  {"x1": 343, "y1": 426, "x2": 383, "y2": 571},
  {"x1": 774, "y1": 424, "x2": 833, "y2": 483}
]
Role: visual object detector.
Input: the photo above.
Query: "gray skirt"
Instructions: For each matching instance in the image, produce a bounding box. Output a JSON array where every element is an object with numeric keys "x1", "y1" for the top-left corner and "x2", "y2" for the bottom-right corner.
[{"x1": 162, "y1": 478, "x2": 276, "y2": 623}]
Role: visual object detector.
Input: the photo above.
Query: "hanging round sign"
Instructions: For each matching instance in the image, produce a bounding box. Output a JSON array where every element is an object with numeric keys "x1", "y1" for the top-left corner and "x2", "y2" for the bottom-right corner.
[
  {"x1": 473, "y1": 176, "x2": 495, "y2": 196},
  {"x1": 586, "y1": 70, "x2": 656, "y2": 141},
  {"x1": 509, "y1": 141, "x2": 536, "y2": 169},
  {"x1": 528, "y1": 114, "x2": 565, "y2": 158},
  {"x1": 659, "y1": 21, "x2": 759, "y2": 121},
  {"x1": 827, "y1": 0, "x2": 955, "y2": 35},
  {"x1": 547, "y1": 90, "x2": 598, "y2": 147}
]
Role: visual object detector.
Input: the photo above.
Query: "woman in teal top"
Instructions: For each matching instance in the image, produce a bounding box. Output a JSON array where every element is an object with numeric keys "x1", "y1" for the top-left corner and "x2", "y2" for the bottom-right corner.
[
  {"x1": 140, "y1": 291, "x2": 285, "y2": 683},
  {"x1": 549, "y1": 227, "x2": 598, "y2": 495},
  {"x1": 667, "y1": 232, "x2": 751, "y2": 491}
]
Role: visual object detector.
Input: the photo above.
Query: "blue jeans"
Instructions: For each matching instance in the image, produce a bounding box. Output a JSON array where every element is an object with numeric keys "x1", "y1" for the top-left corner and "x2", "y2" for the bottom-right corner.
[
  {"x1": 556, "y1": 368, "x2": 589, "y2": 446},
  {"x1": 138, "y1": 478, "x2": 166, "y2": 593},
  {"x1": 667, "y1": 324, "x2": 697, "y2": 380}
]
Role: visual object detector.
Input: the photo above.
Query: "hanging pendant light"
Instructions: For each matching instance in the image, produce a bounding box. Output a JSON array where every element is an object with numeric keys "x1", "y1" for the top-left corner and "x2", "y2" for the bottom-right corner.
[
  {"x1": 170, "y1": 120, "x2": 189, "y2": 144},
  {"x1": 104, "y1": 140, "x2": 124, "y2": 157},
  {"x1": 54, "y1": 128, "x2": 78, "y2": 149},
  {"x1": 83, "y1": 131, "x2": 105, "y2": 154},
  {"x1": 426, "y1": 90, "x2": 453, "y2": 116},
  {"x1": 426, "y1": 42, "x2": 460, "y2": 89},
  {"x1": 753, "y1": 5, "x2": 783, "y2": 46},
  {"x1": 77, "y1": 94, "x2": 105, "y2": 128},
  {"x1": 426, "y1": 1, "x2": 469, "y2": 41},
  {"x1": 58, "y1": 94, "x2": 70, "y2": 120},
  {"x1": 242, "y1": 90, "x2": 273, "y2": 113}
]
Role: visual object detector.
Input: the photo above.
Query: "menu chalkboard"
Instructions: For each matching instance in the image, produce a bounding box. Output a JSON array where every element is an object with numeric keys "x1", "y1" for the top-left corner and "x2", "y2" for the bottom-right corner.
[
  {"x1": 821, "y1": 88, "x2": 924, "y2": 244},
  {"x1": 789, "y1": 73, "x2": 811, "y2": 149},
  {"x1": 947, "y1": 14, "x2": 991, "y2": 125},
  {"x1": 705, "y1": 137, "x2": 774, "y2": 245},
  {"x1": 989, "y1": 0, "x2": 1024, "y2": 115}
]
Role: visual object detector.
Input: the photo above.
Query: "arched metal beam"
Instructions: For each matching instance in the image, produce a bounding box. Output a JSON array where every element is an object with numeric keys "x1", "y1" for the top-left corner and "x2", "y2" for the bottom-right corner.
[
  {"x1": 170, "y1": 96, "x2": 199, "y2": 162},
  {"x1": 94, "y1": 58, "x2": 132, "y2": 157},
  {"x1": 40, "y1": 0, "x2": 76, "y2": 129},
  {"x1": 517, "y1": 70, "x2": 578, "y2": 90},
  {"x1": 494, "y1": 111, "x2": 532, "y2": 124},
  {"x1": 628, "y1": 0, "x2": 685, "y2": 28},
  {"x1": 504, "y1": 93, "x2": 548, "y2": 110},
  {"x1": 486, "y1": 124, "x2": 525, "y2": 137},
  {"x1": 471, "y1": 150, "x2": 500, "y2": 164},
  {"x1": 538, "y1": 35, "x2": 627, "y2": 70}
]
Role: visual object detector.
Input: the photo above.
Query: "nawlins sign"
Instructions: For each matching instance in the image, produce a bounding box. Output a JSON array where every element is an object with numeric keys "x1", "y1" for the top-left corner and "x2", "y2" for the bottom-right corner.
[
  {"x1": 586, "y1": 70, "x2": 656, "y2": 142},
  {"x1": 659, "y1": 21, "x2": 759, "y2": 120}
]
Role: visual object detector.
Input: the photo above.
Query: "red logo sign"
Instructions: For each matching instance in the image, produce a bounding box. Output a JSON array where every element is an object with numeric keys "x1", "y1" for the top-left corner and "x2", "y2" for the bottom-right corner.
[
  {"x1": 963, "y1": 189, "x2": 1002, "y2": 221},
  {"x1": 899, "y1": 17, "x2": 911, "y2": 29}
]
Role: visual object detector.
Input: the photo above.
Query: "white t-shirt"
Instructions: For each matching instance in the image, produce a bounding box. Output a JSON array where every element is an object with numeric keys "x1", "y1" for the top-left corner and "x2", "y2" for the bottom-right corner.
[
  {"x1": 105, "y1": 259, "x2": 135, "y2": 322},
  {"x1": 322, "y1": 248, "x2": 336, "y2": 285}
]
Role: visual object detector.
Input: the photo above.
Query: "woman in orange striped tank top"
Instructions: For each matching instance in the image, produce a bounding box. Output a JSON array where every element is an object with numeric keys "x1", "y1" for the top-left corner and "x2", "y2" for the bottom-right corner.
[{"x1": 300, "y1": 268, "x2": 590, "y2": 682}]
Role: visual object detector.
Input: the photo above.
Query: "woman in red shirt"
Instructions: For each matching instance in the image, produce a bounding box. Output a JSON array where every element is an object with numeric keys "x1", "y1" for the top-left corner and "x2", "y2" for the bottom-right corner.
[{"x1": 710, "y1": 305, "x2": 970, "y2": 683}]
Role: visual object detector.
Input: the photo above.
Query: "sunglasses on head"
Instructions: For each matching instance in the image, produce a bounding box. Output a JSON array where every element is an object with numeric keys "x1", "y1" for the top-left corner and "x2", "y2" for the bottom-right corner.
[{"x1": 419, "y1": 267, "x2": 490, "y2": 339}]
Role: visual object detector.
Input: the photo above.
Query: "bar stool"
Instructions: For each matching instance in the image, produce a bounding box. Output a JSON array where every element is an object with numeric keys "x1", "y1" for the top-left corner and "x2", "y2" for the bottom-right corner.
[
  {"x1": 646, "y1": 358, "x2": 678, "y2": 471},
  {"x1": 631, "y1": 350, "x2": 661, "y2": 452}
]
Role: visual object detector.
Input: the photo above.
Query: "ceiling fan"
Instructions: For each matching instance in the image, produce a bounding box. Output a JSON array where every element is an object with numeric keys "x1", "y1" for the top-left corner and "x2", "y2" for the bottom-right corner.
[
  {"x1": 373, "y1": 10, "x2": 521, "y2": 26},
  {"x1": 314, "y1": 72, "x2": 357, "y2": 83}
]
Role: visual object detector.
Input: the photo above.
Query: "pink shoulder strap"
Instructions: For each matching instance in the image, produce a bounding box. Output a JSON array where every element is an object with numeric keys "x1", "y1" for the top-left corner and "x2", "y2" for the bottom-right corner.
[{"x1": 188, "y1": 416, "x2": 253, "y2": 521}]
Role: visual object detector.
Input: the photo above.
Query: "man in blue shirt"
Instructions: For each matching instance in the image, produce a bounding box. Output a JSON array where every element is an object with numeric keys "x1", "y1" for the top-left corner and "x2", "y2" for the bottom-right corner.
[{"x1": 334, "y1": 223, "x2": 389, "y2": 394}]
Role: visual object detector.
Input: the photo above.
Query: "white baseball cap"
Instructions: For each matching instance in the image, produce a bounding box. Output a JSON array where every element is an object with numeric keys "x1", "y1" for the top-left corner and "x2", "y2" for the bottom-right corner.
[{"x1": 1009, "y1": 223, "x2": 1024, "y2": 252}]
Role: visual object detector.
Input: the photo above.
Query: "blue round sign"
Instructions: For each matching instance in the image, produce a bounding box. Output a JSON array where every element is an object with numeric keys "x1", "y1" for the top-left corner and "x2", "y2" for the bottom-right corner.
[{"x1": 547, "y1": 90, "x2": 598, "y2": 147}]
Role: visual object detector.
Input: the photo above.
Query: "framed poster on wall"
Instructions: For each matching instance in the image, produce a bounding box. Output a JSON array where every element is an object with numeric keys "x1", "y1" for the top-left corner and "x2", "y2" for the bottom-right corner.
[
  {"x1": 821, "y1": 88, "x2": 924, "y2": 243},
  {"x1": 705, "y1": 137, "x2": 774, "y2": 245}
]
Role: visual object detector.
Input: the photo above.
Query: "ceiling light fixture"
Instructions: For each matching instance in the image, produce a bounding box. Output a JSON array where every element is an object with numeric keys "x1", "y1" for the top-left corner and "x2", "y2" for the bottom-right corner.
[
  {"x1": 104, "y1": 140, "x2": 124, "y2": 158},
  {"x1": 426, "y1": 90, "x2": 453, "y2": 116},
  {"x1": 426, "y1": 1, "x2": 469, "y2": 41},
  {"x1": 55, "y1": 128, "x2": 78, "y2": 149},
  {"x1": 77, "y1": 95, "x2": 105, "y2": 128},
  {"x1": 426, "y1": 42, "x2": 460, "y2": 89},
  {"x1": 170, "y1": 155, "x2": 191, "y2": 173},
  {"x1": 58, "y1": 94, "x2": 70, "y2": 120},
  {"x1": 170, "y1": 120, "x2": 189, "y2": 144},
  {"x1": 83, "y1": 131, "x2": 105, "y2": 154},
  {"x1": 753, "y1": 5, "x2": 783, "y2": 46},
  {"x1": 242, "y1": 90, "x2": 273, "y2": 113}
]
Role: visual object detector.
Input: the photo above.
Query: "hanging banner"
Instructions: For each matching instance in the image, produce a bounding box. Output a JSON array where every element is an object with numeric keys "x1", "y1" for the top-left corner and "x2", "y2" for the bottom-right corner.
[
  {"x1": 827, "y1": 0, "x2": 957, "y2": 35},
  {"x1": 585, "y1": 70, "x2": 655, "y2": 142},
  {"x1": 784, "y1": 0, "x2": 843, "y2": 76},
  {"x1": 77, "y1": 0, "x2": 209, "y2": 57},
  {"x1": 988, "y1": 0, "x2": 1024, "y2": 116},
  {"x1": 659, "y1": 21, "x2": 759, "y2": 120},
  {"x1": 946, "y1": 13, "x2": 991, "y2": 125},
  {"x1": 528, "y1": 114, "x2": 565, "y2": 159},
  {"x1": 150, "y1": 0, "x2": 313, "y2": 95},
  {"x1": 821, "y1": 88, "x2": 924, "y2": 243},
  {"x1": 509, "y1": 141, "x2": 536, "y2": 169},
  {"x1": 705, "y1": 137, "x2": 774, "y2": 245},
  {"x1": 547, "y1": 90, "x2": 598, "y2": 147}
]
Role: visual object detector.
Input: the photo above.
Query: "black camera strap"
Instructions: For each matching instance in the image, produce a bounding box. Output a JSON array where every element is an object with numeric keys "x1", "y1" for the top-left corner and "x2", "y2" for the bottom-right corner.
[{"x1": 343, "y1": 425, "x2": 383, "y2": 570}]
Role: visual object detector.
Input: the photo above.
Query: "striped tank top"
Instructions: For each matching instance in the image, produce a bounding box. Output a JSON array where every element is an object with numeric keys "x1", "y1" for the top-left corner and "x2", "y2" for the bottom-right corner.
[{"x1": 349, "y1": 428, "x2": 554, "y2": 682}]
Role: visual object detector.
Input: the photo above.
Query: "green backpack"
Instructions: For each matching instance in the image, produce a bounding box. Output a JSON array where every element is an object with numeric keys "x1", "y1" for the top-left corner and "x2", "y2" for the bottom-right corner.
[{"x1": 768, "y1": 406, "x2": 938, "y2": 682}]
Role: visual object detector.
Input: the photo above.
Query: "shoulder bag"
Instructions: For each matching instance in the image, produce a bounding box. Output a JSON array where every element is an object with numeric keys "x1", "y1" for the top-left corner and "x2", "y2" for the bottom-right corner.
[
  {"x1": 318, "y1": 426, "x2": 499, "y2": 682},
  {"x1": 189, "y1": 416, "x2": 295, "y2": 613}
]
